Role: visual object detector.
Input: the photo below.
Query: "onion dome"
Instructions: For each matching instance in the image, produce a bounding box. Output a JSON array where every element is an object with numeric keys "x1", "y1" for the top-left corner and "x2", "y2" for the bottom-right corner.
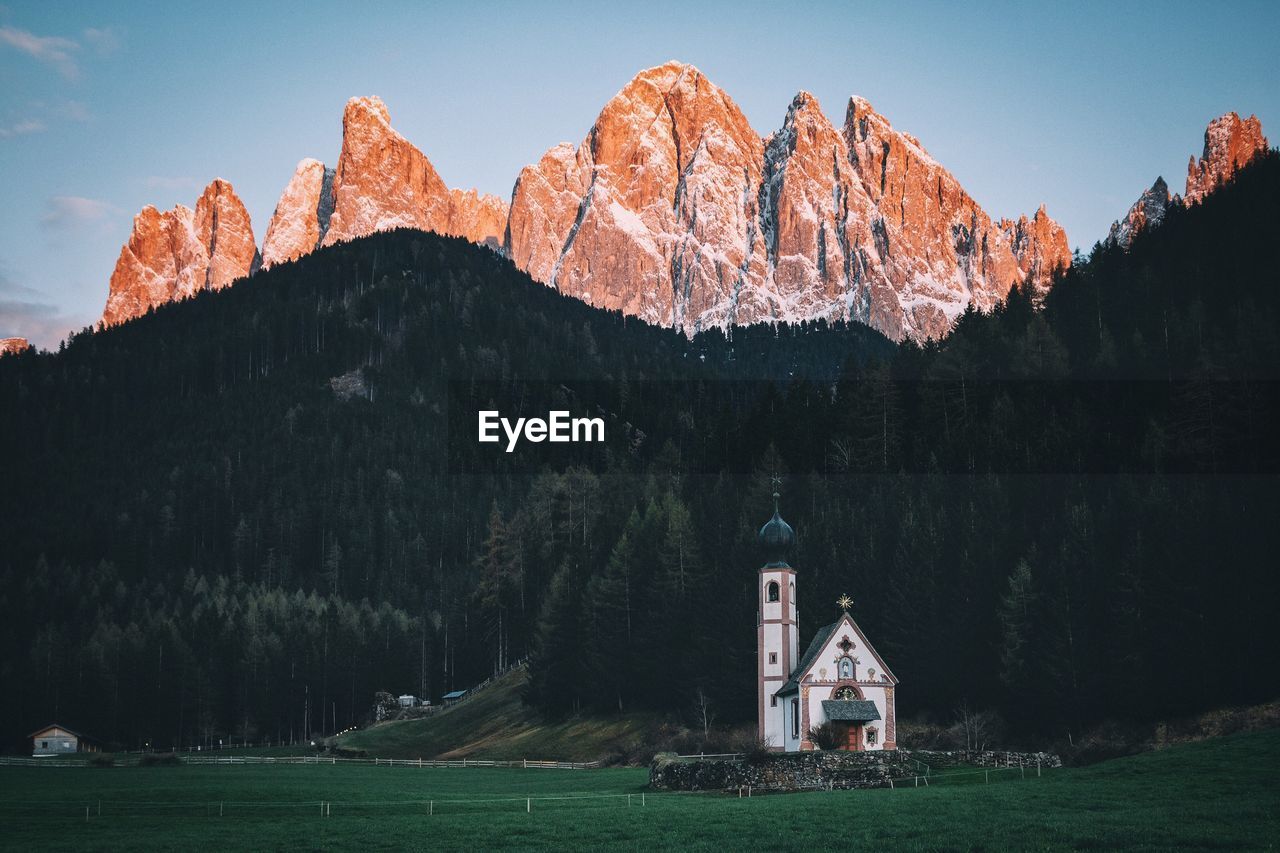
[{"x1": 758, "y1": 493, "x2": 795, "y2": 568}]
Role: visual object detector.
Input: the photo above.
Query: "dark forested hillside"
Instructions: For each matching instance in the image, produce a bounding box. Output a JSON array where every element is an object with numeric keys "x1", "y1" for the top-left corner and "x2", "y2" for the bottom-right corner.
[{"x1": 1, "y1": 154, "x2": 1278, "y2": 754}]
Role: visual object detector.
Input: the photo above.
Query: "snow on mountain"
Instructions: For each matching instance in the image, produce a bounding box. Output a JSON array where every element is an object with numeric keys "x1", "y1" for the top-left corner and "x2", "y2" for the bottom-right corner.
[{"x1": 507, "y1": 62, "x2": 1067, "y2": 341}]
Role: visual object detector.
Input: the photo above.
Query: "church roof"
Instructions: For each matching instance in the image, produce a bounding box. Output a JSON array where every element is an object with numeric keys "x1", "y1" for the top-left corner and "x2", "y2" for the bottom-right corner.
[
  {"x1": 775, "y1": 621, "x2": 840, "y2": 695},
  {"x1": 774, "y1": 612, "x2": 899, "y2": 696},
  {"x1": 821, "y1": 700, "x2": 881, "y2": 723}
]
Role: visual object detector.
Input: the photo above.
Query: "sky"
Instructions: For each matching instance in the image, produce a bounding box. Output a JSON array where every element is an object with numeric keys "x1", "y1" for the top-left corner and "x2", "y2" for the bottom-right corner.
[{"x1": 2, "y1": 0, "x2": 1277, "y2": 348}]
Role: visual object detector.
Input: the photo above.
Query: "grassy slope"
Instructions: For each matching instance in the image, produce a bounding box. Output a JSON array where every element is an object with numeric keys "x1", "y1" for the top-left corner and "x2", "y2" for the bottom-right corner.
[
  {"x1": 0, "y1": 727, "x2": 1276, "y2": 850},
  {"x1": 337, "y1": 667, "x2": 663, "y2": 762}
]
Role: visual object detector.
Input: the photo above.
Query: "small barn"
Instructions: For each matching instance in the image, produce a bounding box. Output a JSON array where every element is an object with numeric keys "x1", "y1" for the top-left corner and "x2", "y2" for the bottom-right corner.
[
  {"x1": 30, "y1": 724, "x2": 98, "y2": 756},
  {"x1": 441, "y1": 689, "x2": 468, "y2": 706}
]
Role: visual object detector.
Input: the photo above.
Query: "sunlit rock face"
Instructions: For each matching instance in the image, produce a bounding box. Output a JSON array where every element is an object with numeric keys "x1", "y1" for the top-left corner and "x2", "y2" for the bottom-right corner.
[
  {"x1": 1109, "y1": 177, "x2": 1174, "y2": 249},
  {"x1": 1184, "y1": 113, "x2": 1268, "y2": 205},
  {"x1": 505, "y1": 62, "x2": 1066, "y2": 342},
  {"x1": 1109, "y1": 113, "x2": 1268, "y2": 250},
  {"x1": 102, "y1": 179, "x2": 256, "y2": 327},
  {"x1": 999, "y1": 206, "x2": 1072, "y2": 300},
  {"x1": 261, "y1": 158, "x2": 334, "y2": 268},
  {"x1": 0, "y1": 337, "x2": 30, "y2": 356},
  {"x1": 320, "y1": 96, "x2": 508, "y2": 250}
]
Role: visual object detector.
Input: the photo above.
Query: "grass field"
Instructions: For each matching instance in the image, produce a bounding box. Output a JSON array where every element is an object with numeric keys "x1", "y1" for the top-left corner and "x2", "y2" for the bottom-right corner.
[
  {"x1": 338, "y1": 668, "x2": 665, "y2": 762},
  {"x1": 1, "y1": 728, "x2": 1276, "y2": 851}
]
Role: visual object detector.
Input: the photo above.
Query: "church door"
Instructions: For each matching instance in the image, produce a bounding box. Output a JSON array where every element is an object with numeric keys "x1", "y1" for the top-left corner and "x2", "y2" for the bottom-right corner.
[{"x1": 832, "y1": 721, "x2": 863, "y2": 751}]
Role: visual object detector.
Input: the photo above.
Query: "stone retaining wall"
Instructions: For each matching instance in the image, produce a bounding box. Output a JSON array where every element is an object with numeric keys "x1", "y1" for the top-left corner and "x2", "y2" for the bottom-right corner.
[
  {"x1": 649, "y1": 748, "x2": 1062, "y2": 792},
  {"x1": 907, "y1": 749, "x2": 1062, "y2": 770},
  {"x1": 649, "y1": 750, "x2": 915, "y2": 792}
]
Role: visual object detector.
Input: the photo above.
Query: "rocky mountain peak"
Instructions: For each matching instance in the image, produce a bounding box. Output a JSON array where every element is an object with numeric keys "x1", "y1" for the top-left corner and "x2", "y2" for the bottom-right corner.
[
  {"x1": 1185, "y1": 112, "x2": 1268, "y2": 204},
  {"x1": 101, "y1": 179, "x2": 256, "y2": 327},
  {"x1": 318, "y1": 95, "x2": 505, "y2": 250},
  {"x1": 261, "y1": 158, "x2": 335, "y2": 268},
  {"x1": 1108, "y1": 176, "x2": 1174, "y2": 248},
  {"x1": 0, "y1": 337, "x2": 30, "y2": 357},
  {"x1": 1111, "y1": 113, "x2": 1267, "y2": 250}
]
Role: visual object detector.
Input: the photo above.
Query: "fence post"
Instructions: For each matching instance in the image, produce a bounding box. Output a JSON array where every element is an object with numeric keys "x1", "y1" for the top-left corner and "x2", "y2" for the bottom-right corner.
[
  {"x1": 526, "y1": 798, "x2": 531, "y2": 813},
  {"x1": 985, "y1": 770, "x2": 989, "y2": 784},
  {"x1": 220, "y1": 802, "x2": 224, "y2": 817},
  {"x1": 1037, "y1": 759, "x2": 1041, "y2": 777},
  {"x1": 642, "y1": 792, "x2": 646, "y2": 807},
  {"x1": 628, "y1": 794, "x2": 632, "y2": 807},
  {"x1": 85, "y1": 806, "x2": 89, "y2": 823}
]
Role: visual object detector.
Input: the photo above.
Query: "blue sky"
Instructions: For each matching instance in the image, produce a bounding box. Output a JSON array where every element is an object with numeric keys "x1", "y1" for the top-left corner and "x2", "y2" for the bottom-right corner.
[{"x1": 2, "y1": 0, "x2": 1277, "y2": 347}]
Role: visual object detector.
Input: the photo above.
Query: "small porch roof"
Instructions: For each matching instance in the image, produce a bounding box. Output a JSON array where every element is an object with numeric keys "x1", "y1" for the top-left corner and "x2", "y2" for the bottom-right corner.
[{"x1": 821, "y1": 699, "x2": 881, "y2": 723}]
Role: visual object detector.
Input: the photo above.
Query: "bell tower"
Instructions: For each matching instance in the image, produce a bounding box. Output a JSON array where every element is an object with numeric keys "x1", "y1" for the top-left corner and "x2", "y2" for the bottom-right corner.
[{"x1": 757, "y1": 491, "x2": 798, "y2": 750}]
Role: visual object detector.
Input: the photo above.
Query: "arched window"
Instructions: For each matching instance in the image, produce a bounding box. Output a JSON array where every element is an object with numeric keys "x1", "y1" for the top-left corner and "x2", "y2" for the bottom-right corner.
[
  {"x1": 766, "y1": 581, "x2": 780, "y2": 602},
  {"x1": 838, "y1": 656, "x2": 854, "y2": 680},
  {"x1": 791, "y1": 699, "x2": 800, "y2": 738},
  {"x1": 833, "y1": 685, "x2": 858, "y2": 701}
]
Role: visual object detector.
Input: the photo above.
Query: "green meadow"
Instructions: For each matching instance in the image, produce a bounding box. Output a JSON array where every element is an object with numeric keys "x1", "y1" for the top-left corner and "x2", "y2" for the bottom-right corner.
[{"x1": 1, "y1": 729, "x2": 1276, "y2": 851}]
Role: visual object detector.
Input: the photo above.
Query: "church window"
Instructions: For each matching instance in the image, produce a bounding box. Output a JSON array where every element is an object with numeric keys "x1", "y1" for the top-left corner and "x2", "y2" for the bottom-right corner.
[
  {"x1": 769, "y1": 652, "x2": 777, "y2": 664},
  {"x1": 771, "y1": 695, "x2": 778, "y2": 707},
  {"x1": 833, "y1": 686, "x2": 858, "y2": 701},
  {"x1": 766, "y1": 581, "x2": 780, "y2": 602},
  {"x1": 791, "y1": 699, "x2": 800, "y2": 739},
  {"x1": 839, "y1": 656, "x2": 854, "y2": 680},
  {"x1": 866, "y1": 727, "x2": 878, "y2": 745}
]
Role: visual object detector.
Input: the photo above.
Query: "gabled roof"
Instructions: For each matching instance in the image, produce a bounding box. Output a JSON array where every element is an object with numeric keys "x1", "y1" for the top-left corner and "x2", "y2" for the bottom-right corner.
[
  {"x1": 821, "y1": 699, "x2": 881, "y2": 723},
  {"x1": 28, "y1": 723, "x2": 87, "y2": 739},
  {"x1": 441, "y1": 690, "x2": 468, "y2": 699},
  {"x1": 775, "y1": 612, "x2": 898, "y2": 695},
  {"x1": 776, "y1": 621, "x2": 839, "y2": 695}
]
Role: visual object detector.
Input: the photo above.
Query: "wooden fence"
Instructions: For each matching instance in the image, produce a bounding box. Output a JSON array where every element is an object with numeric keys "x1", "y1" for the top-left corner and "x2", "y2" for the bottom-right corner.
[{"x1": 0, "y1": 755, "x2": 600, "y2": 770}]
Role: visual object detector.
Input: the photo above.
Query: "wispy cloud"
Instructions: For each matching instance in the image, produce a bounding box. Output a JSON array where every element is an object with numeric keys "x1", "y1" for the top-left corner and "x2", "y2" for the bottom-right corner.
[
  {"x1": 0, "y1": 268, "x2": 88, "y2": 348},
  {"x1": 40, "y1": 196, "x2": 123, "y2": 232},
  {"x1": 82, "y1": 26, "x2": 123, "y2": 56},
  {"x1": 0, "y1": 117, "x2": 45, "y2": 138},
  {"x1": 0, "y1": 25, "x2": 80, "y2": 80}
]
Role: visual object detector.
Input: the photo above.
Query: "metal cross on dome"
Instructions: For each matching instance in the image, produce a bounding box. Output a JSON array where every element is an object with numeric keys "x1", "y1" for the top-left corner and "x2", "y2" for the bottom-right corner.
[{"x1": 837, "y1": 594, "x2": 853, "y2": 611}]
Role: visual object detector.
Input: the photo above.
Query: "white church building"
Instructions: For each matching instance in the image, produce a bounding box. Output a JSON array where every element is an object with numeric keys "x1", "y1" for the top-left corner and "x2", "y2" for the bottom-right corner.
[{"x1": 757, "y1": 497, "x2": 898, "y2": 752}]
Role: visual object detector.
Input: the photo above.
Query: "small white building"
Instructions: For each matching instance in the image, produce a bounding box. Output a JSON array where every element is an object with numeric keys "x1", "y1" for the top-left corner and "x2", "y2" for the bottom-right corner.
[
  {"x1": 30, "y1": 724, "x2": 98, "y2": 756},
  {"x1": 397, "y1": 695, "x2": 417, "y2": 708},
  {"x1": 757, "y1": 497, "x2": 898, "y2": 752}
]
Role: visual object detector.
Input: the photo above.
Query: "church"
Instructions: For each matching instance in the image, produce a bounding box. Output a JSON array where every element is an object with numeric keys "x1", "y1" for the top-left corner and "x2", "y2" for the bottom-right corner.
[{"x1": 757, "y1": 497, "x2": 898, "y2": 752}]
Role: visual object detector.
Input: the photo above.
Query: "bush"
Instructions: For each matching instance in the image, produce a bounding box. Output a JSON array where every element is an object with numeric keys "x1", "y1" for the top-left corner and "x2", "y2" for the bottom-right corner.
[
  {"x1": 742, "y1": 736, "x2": 776, "y2": 766},
  {"x1": 88, "y1": 754, "x2": 115, "y2": 768},
  {"x1": 808, "y1": 723, "x2": 841, "y2": 751},
  {"x1": 138, "y1": 753, "x2": 182, "y2": 767},
  {"x1": 327, "y1": 746, "x2": 368, "y2": 759}
]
